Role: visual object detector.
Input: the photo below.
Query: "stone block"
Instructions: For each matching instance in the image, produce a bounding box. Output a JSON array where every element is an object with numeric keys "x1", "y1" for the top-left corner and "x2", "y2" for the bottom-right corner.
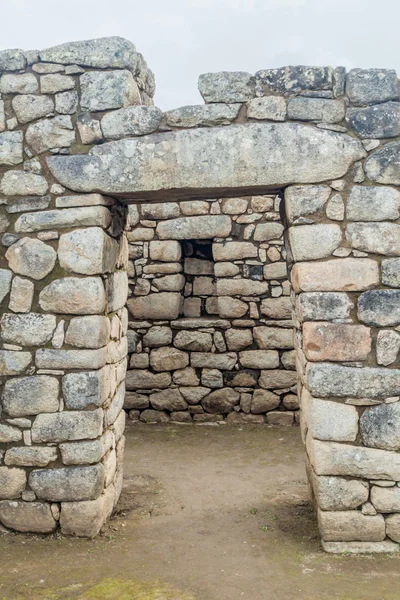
[
  {"x1": 263, "y1": 263, "x2": 287, "y2": 279},
  {"x1": 2, "y1": 375, "x2": 59, "y2": 417},
  {"x1": 377, "y1": 330, "x2": 400, "y2": 366},
  {"x1": 0, "y1": 49, "x2": 26, "y2": 71},
  {"x1": 9, "y1": 276, "x2": 34, "y2": 313},
  {"x1": 174, "y1": 330, "x2": 212, "y2": 352},
  {"x1": 212, "y1": 242, "x2": 257, "y2": 260},
  {"x1": 14, "y1": 206, "x2": 112, "y2": 233},
  {"x1": 303, "y1": 322, "x2": 371, "y2": 361},
  {"x1": 358, "y1": 290, "x2": 400, "y2": 327},
  {"x1": 153, "y1": 274, "x2": 185, "y2": 292},
  {"x1": 288, "y1": 97, "x2": 345, "y2": 123},
  {"x1": 40, "y1": 74, "x2": 74, "y2": 94},
  {"x1": 29, "y1": 464, "x2": 105, "y2": 502},
  {"x1": 0, "y1": 73, "x2": 38, "y2": 94},
  {"x1": 225, "y1": 329, "x2": 253, "y2": 351},
  {"x1": 285, "y1": 184, "x2": 331, "y2": 223},
  {"x1": 124, "y1": 392, "x2": 150, "y2": 410},
  {"x1": 288, "y1": 224, "x2": 342, "y2": 261},
  {"x1": 291, "y1": 258, "x2": 379, "y2": 292},
  {"x1": 0, "y1": 350, "x2": 32, "y2": 376},
  {"x1": 253, "y1": 327, "x2": 293, "y2": 349},
  {"x1": 6, "y1": 237, "x2": 56, "y2": 280},
  {"x1": 0, "y1": 501, "x2": 56, "y2": 533},
  {"x1": 150, "y1": 346, "x2": 189, "y2": 371},
  {"x1": 39, "y1": 37, "x2": 138, "y2": 70},
  {"x1": 140, "y1": 409, "x2": 170, "y2": 423},
  {"x1": 149, "y1": 240, "x2": 181, "y2": 262},
  {"x1": 31, "y1": 409, "x2": 103, "y2": 443},
  {"x1": 157, "y1": 215, "x2": 231, "y2": 240},
  {"x1": 0, "y1": 423, "x2": 22, "y2": 443},
  {"x1": 0, "y1": 171, "x2": 48, "y2": 196},
  {"x1": 101, "y1": 106, "x2": 162, "y2": 139},
  {"x1": 346, "y1": 222, "x2": 400, "y2": 255},
  {"x1": 297, "y1": 292, "x2": 353, "y2": 321},
  {"x1": 201, "y1": 388, "x2": 239, "y2": 413},
  {"x1": 371, "y1": 486, "x2": 400, "y2": 512},
  {"x1": 251, "y1": 389, "x2": 280, "y2": 413},
  {"x1": 165, "y1": 104, "x2": 240, "y2": 128},
  {"x1": 217, "y1": 297, "x2": 248, "y2": 318},
  {"x1": 239, "y1": 350, "x2": 279, "y2": 369},
  {"x1": 36, "y1": 348, "x2": 107, "y2": 370},
  {"x1": 0, "y1": 131, "x2": 23, "y2": 166},
  {"x1": 267, "y1": 411, "x2": 294, "y2": 425},
  {"x1": 308, "y1": 397, "x2": 358, "y2": 442},
  {"x1": 4, "y1": 447, "x2": 57, "y2": 467},
  {"x1": 107, "y1": 271, "x2": 128, "y2": 313},
  {"x1": 80, "y1": 70, "x2": 140, "y2": 111},
  {"x1": 55, "y1": 90, "x2": 78, "y2": 114},
  {"x1": 259, "y1": 369, "x2": 297, "y2": 389},
  {"x1": 58, "y1": 228, "x2": 119, "y2": 275},
  {"x1": 253, "y1": 222, "x2": 284, "y2": 242},
  {"x1": 314, "y1": 476, "x2": 369, "y2": 511},
  {"x1": 361, "y1": 402, "x2": 400, "y2": 451},
  {"x1": 365, "y1": 141, "x2": 400, "y2": 185},
  {"x1": 63, "y1": 367, "x2": 110, "y2": 409},
  {"x1": 217, "y1": 279, "x2": 269, "y2": 297},
  {"x1": 318, "y1": 509, "x2": 385, "y2": 542},
  {"x1": 125, "y1": 369, "x2": 171, "y2": 390},
  {"x1": 386, "y1": 514, "x2": 400, "y2": 543},
  {"x1": 382, "y1": 258, "x2": 400, "y2": 288},
  {"x1": 65, "y1": 316, "x2": 110, "y2": 349},
  {"x1": 256, "y1": 66, "x2": 333, "y2": 94},
  {"x1": 150, "y1": 389, "x2": 187, "y2": 411},
  {"x1": 347, "y1": 102, "x2": 400, "y2": 138},
  {"x1": 191, "y1": 353, "x2": 237, "y2": 370},
  {"x1": 0, "y1": 467, "x2": 26, "y2": 499},
  {"x1": 260, "y1": 297, "x2": 292, "y2": 319},
  {"x1": 77, "y1": 113, "x2": 103, "y2": 144},
  {"x1": 39, "y1": 277, "x2": 106, "y2": 314},
  {"x1": 308, "y1": 363, "x2": 400, "y2": 399},
  {"x1": 322, "y1": 540, "x2": 399, "y2": 554},
  {"x1": 26, "y1": 116, "x2": 75, "y2": 154},
  {"x1": 346, "y1": 68, "x2": 399, "y2": 106},
  {"x1": 247, "y1": 96, "x2": 287, "y2": 121},
  {"x1": 127, "y1": 292, "x2": 181, "y2": 320},
  {"x1": 198, "y1": 71, "x2": 255, "y2": 103},
  {"x1": 1, "y1": 312, "x2": 56, "y2": 346},
  {"x1": 347, "y1": 185, "x2": 400, "y2": 221}
]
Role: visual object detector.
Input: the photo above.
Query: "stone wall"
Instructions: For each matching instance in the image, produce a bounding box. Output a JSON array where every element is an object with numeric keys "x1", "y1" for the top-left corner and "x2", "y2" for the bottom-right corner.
[
  {"x1": 0, "y1": 37, "x2": 155, "y2": 537},
  {"x1": 124, "y1": 195, "x2": 297, "y2": 425}
]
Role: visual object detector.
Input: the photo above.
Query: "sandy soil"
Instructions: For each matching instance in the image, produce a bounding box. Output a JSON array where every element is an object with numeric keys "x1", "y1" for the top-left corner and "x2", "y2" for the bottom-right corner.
[{"x1": 0, "y1": 423, "x2": 400, "y2": 600}]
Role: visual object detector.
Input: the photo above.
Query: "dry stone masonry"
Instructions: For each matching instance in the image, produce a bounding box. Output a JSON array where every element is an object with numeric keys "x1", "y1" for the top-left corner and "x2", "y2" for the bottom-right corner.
[{"x1": 0, "y1": 36, "x2": 400, "y2": 553}]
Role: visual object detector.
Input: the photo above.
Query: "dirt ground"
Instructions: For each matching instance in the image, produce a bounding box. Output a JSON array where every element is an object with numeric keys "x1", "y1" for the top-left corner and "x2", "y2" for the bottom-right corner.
[{"x1": 1, "y1": 424, "x2": 400, "y2": 600}]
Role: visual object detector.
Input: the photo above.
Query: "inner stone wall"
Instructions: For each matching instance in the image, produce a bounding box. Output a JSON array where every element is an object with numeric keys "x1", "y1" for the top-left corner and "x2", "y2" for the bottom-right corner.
[{"x1": 124, "y1": 194, "x2": 298, "y2": 425}]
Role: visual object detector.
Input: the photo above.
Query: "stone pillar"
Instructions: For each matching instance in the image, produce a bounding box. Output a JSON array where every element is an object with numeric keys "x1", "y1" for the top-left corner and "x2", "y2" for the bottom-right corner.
[
  {"x1": 285, "y1": 183, "x2": 400, "y2": 554},
  {"x1": 0, "y1": 36, "x2": 155, "y2": 536}
]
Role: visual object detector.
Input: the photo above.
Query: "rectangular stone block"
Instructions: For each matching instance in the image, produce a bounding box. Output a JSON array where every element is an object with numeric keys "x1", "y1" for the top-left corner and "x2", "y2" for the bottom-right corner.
[
  {"x1": 303, "y1": 322, "x2": 371, "y2": 361},
  {"x1": 308, "y1": 397, "x2": 359, "y2": 442},
  {"x1": 29, "y1": 464, "x2": 105, "y2": 501},
  {"x1": 318, "y1": 509, "x2": 385, "y2": 542},
  {"x1": 31, "y1": 409, "x2": 103, "y2": 443},
  {"x1": 297, "y1": 292, "x2": 353, "y2": 321},
  {"x1": 291, "y1": 259, "x2": 379, "y2": 292},
  {"x1": 212, "y1": 242, "x2": 258, "y2": 261},
  {"x1": 157, "y1": 216, "x2": 231, "y2": 240},
  {"x1": 14, "y1": 207, "x2": 112, "y2": 233},
  {"x1": 36, "y1": 348, "x2": 107, "y2": 370},
  {"x1": 2, "y1": 375, "x2": 59, "y2": 417},
  {"x1": 62, "y1": 367, "x2": 110, "y2": 409},
  {"x1": 190, "y1": 353, "x2": 237, "y2": 370},
  {"x1": 127, "y1": 292, "x2": 182, "y2": 320}
]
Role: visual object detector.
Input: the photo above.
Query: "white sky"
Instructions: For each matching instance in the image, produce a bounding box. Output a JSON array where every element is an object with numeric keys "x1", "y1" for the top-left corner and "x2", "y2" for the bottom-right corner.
[{"x1": 2, "y1": 0, "x2": 399, "y2": 110}]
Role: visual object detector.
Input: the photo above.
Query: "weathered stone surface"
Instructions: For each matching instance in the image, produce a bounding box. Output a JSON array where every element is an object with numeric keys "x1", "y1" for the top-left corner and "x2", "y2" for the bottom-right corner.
[
  {"x1": 107, "y1": 271, "x2": 128, "y2": 313},
  {"x1": 46, "y1": 123, "x2": 366, "y2": 198},
  {"x1": 60, "y1": 495, "x2": 108, "y2": 537},
  {"x1": 36, "y1": 347, "x2": 107, "y2": 370},
  {"x1": 58, "y1": 227, "x2": 118, "y2": 275},
  {"x1": 60, "y1": 432, "x2": 113, "y2": 465},
  {"x1": 65, "y1": 316, "x2": 110, "y2": 349},
  {"x1": 4, "y1": 447, "x2": 57, "y2": 467},
  {"x1": 361, "y1": 402, "x2": 400, "y2": 451},
  {"x1": 191, "y1": 353, "x2": 237, "y2": 370},
  {"x1": 377, "y1": 331, "x2": 400, "y2": 366},
  {"x1": 247, "y1": 96, "x2": 287, "y2": 121},
  {"x1": 77, "y1": 113, "x2": 103, "y2": 144},
  {"x1": 142, "y1": 203, "x2": 180, "y2": 220},
  {"x1": 289, "y1": 224, "x2": 341, "y2": 261},
  {"x1": 267, "y1": 411, "x2": 294, "y2": 425},
  {"x1": 347, "y1": 222, "x2": 400, "y2": 256},
  {"x1": 358, "y1": 290, "x2": 400, "y2": 327},
  {"x1": 173, "y1": 366, "x2": 199, "y2": 386},
  {"x1": 261, "y1": 297, "x2": 292, "y2": 319},
  {"x1": 285, "y1": 184, "x2": 331, "y2": 223},
  {"x1": 39, "y1": 277, "x2": 105, "y2": 314},
  {"x1": 143, "y1": 326, "x2": 172, "y2": 348},
  {"x1": 157, "y1": 216, "x2": 231, "y2": 240},
  {"x1": 7, "y1": 195, "x2": 50, "y2": 214},
  {"x1": 6, "y1": 237, "x2": 56, "y2": 280},
  {"x1": 217, "y1": 279, "x2": 268, "y2": 297},
  {"x1": 365, "y1": 142, "x2": 400, "y2": 185},
  {"x1": 255, "y1": 66, "x2": 333, "y2": 94},
  {"x1": 125, "y1": 369, "x2": 171, "y2": 390},
  {"x1": 308, "y1": 438, "x2": 400, "y2": 480},
  {"x1": 212, "y1": 242, "x2": 257, "y2": 261},
  {"x1": 55, "y1": 91, "x2": 78, "y2": 114},
  {"x1": 259, "y1": 370, "x2": 297, "y2": 389},
  {"x1": 0, "y1": 73, "x2": 38, "y2": 94},
  {"x1": 171, "y1": 318, "x2": 231, "y2": 330},
  {"x1": 239, "y1": 350, "x2": 279, "y2": 369},
  {"x1": 288, "y1": 97, "x2": 345, "y2": 123},
  {"x1": 253, "y1": 327, "x2": 293, "y2": 349},
  {"x1": 0, "y1": 49, "x2": 26, "y2": 71},
  {"x1": 166, "y1": 104, "x2": 240, "y2": 128},
  {"x1": 184, "y1": 258, "x2": 213, "y2": 276},
  {"x1": 347, "y1": 185, "x2": 400, "y2": 221},
  {"x1": 346, "y1": 69, "x2": 399, "y2": 106},
  {"x1": 225, "y1": 328, "x2": 253, "y2": 351},
  {"x1": 101, "y1": 106, "x2": 163, "y2": 139},
  {"x1": 150, "y1": 346, "x2": 189, "y2": 371},
  {"x1": 201, "y1": 388, "x2": 239, "y2": 413},
  {"x1": 0, "y1": 501, "x2": 56, "y2": 533},
  {"x1": 149, "y1": 240, "x2": 181, "y2": 262},
  {"x1": 0, "y1": 131, "x2": 23, "y2": 166},
  {"x1": 298, "y1": 292, "x2": 353, "y2": 321},
  {"x1": 128, "y1": 292, "x2": 181, "y2": 320},
  {"x1": 80, "y1": 70, "x2": 140, "y2": 111},
  {"x1": 314, "y1": 476, "x2": 369, "y2": 511},
  {"x1": 291, "y1": 258, "x2": 379, "y2": 292},
  {"x1": 308, "y1": 397, "x2": 358, "y2": 442},
  {"x1": 140, "y1": 409, "x2": 169, "y2": 423},
  {"x1": 217, "y1": 297, "x2": 248, "y2": 318},
  {"x1": 40, "y1": 74, "x2": 75, "y2": 94},
  {"x1": 63, "y1": 368, "x2": 109, "y2": 409},
  {"x1": 303, "y1": 322, "x2": 371, "y2": 361},
  {"x1": 31, "y1": 409, "x2": 103, "y2": 443},
  {"x1": 2, "y1": 375, "x2": 59, "y2": 417},
  {"x1": 382, "y1": 258, "x2": 400, "y2": 288},
  {"x1": 371, "y1": 486, "x2": 400, "y2": 512},
  {"x1": 386, "y1": 514, "x2": 400, "y2": 542},
  {"x1": 174, "y1": 330, "x2": 212, "y2": 352},
  {"x1": 153, "y1": 273, "x2": 185, "y2": 292},
  {"x1": 307, "y1": 363, "x2": 400, "y2": 399},
  {"x1": 29, "y1": 464, "x2": 104, "y2": 502},
  {"x1": 0, "y1": 423, "x2": 22, "y2": 442},
  {"x1": 0, "y1": 467, "x2": 26, "y2": 499},
  {"x1": 251, "y1": 389, "x2": 280, "y2": 413},
  {"x1": 0, "y1": 350, "x2": 31, "y2": 376},
  {"x1": 150, "y1": 389, "x2": 187, "y2": 411},
  {"x1": 322, "y1": 540, "x2": 399, "y2": 554},
  {"x1": 40, "y1": 36, "x2": 138, "y2": 69},
  {"x1": 26, "y1": 116, "x2": 75, "y2": 154},
  {"x1": 347, "y1": 102, "x2": 400, "y2": 138},
  {"x1": 198, "y1": 72, "x2": 254, "y2": 103},
  {"x1": 326, "y1": 194, "x2": 344, "y2": 221},
  {"x1": 14, "y1": 206, "x2": 111, "y2": 233},
  {"x1": 318, "y1": 510, "x2": 385, "y2": 542},
  {"x1": 254, "y1": 223, "x2": 284, "y2": 242},
  {"x1": 0, "y1": 171, "x2": 48, "y2": 196},
  {"x1": 0, "y1": 269, "x2": 12, "y2": 304},
  {"x1": 9, "y1": 276, "x2": 34, "y2": 313}
]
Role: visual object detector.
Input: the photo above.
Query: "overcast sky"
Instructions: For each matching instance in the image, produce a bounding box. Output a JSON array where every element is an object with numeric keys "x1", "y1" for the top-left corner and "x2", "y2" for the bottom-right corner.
[{"x1": 2, "y1": 0, "x2": 399, "y2": 110}]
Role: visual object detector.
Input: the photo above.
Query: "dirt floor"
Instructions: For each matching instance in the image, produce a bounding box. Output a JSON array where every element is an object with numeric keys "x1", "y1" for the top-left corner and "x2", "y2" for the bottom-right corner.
[{"x1": 1, "y1": 424, "x2": 400, "y2": 600}]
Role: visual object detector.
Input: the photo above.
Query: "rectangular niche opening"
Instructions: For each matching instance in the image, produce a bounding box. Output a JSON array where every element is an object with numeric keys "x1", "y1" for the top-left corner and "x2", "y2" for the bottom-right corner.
[{"x1": 181, "y1": 239, "x2": 216, "y2": 318}]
